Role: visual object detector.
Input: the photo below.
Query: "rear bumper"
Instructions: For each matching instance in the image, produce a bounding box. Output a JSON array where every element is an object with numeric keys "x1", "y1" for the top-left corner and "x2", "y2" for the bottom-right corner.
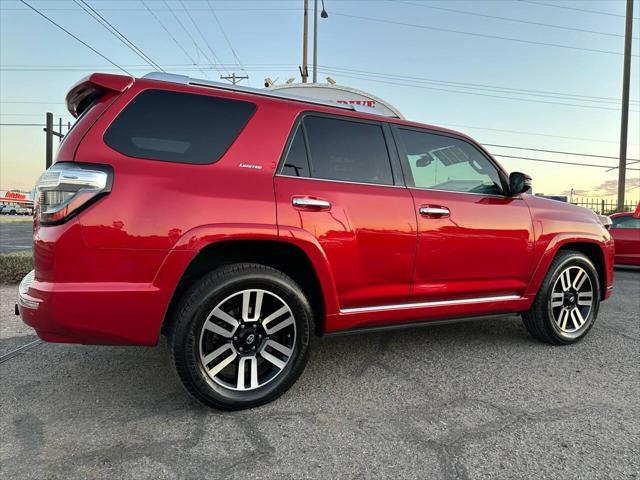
[{"x1": 17, "y1": 270, "x2": 168, "y2": 345}]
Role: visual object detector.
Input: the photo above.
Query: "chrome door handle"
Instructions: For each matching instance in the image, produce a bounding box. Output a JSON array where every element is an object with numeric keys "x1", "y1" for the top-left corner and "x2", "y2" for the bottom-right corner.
[
  {"x1": 292, "y1": 196, "x2": 331, "y2": 210},
  {"x1": 419, "y1": 206, "x2": 450, "y2": 217}
]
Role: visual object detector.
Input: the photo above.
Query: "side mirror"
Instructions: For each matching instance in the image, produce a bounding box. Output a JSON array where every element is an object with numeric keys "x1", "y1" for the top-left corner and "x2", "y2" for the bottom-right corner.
[{"x1": 508, "y1": 172, "x2": 532, "y2": 196}]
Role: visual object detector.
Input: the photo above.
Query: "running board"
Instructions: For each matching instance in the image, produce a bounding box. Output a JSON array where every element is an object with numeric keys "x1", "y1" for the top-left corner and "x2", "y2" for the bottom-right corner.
[
  {"x1": 324, "y1": 313, "x2": 518, "y2": 337},
  {"x1": 339, "y1": 295, "x2": 521, "y2": 315}
]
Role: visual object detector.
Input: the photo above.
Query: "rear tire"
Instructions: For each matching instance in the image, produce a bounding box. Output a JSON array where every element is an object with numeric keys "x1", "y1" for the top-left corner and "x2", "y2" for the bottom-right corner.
[
  {"x1": 170, "y1": 263, "x2": 313, "y2": 410},
  {"x1": 522, "y1": 250, "x2": 600, "y2": 345}
]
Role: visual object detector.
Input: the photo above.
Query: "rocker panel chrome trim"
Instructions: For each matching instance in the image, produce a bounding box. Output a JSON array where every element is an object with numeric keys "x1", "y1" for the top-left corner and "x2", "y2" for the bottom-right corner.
[{"x1": 340, "y1": 295, "x2": 521, "y2": 314}]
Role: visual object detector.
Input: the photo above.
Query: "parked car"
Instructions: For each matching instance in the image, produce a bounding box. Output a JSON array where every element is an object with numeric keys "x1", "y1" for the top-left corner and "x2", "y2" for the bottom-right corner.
[
  {"x1": 1, "y1": 204, "x2": 31, "y2": 215},
  {"x1": 17, "y1": 73, "x2": 615, "y2": 410},
  {"x1": 610, "y1": 203, "x2": 640, "y2": 266}
]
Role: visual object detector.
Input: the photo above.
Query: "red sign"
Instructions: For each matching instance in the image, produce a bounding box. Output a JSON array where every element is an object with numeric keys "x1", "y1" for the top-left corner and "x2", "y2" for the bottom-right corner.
[
  {"x1": 5, "y1": 191, "x2": 28, "y2": 200},
  {"x1": 336, "y1": 99, "x2": 376, "y2": 108}
]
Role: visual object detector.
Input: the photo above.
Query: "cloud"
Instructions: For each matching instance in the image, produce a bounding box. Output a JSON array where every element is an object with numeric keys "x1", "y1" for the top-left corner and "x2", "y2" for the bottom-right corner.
[{"x1": 558, "y1": 177, "x2": 640, "y2": 198}]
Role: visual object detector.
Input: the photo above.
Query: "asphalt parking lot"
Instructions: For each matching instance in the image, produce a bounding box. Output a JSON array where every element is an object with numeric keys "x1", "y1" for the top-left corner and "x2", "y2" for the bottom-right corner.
[
  {"x1": 0, "y1": 220, "x2": 33, "y2": 253},
  {"x1": 1, "y1": 269, "x2": 638, "y2": 480}
]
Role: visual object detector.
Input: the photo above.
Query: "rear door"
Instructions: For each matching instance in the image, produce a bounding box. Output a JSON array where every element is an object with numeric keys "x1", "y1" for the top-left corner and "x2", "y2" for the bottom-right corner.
[
  {"x1": 392, "y1": 126, "x2": 534, "y2": 303},
  {"x1": 274, "y1": 114, "x2": 417, "y2": 310}
]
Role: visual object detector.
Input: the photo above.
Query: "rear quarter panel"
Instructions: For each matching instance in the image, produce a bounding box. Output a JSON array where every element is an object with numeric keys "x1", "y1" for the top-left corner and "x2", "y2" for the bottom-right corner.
[{"x1": 73, "y1": 79, "x2": 300, "y2": 279}]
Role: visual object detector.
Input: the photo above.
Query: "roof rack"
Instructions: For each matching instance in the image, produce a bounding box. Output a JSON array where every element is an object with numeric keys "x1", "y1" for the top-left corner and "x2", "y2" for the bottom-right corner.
[{"x1": 142, "y1": 72, "x2": 383, "y2": 116}]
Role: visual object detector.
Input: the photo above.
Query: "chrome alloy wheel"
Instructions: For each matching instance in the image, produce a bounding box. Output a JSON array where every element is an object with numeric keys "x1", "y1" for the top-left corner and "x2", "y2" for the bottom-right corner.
[
  {"x1": 549, "y1": 265, "x2": 594, "y2": 335},
  {"x1": 198, "y1": 289, "x2": 296, "y2": 392}
]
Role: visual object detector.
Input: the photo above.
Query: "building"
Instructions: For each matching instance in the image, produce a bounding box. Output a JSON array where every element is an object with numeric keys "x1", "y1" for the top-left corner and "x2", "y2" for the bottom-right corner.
[{"x1": 0, "y1": 190, "x2": 34, "y2": 209}]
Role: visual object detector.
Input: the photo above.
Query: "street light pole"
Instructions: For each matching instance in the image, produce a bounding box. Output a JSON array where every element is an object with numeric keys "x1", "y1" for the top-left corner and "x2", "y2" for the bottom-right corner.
[
  {"x1": 617, "y1": 0, "x2": 634, "y2": 212},
  {"x1": 311, "y1": 0, "x2": 328, "y2": 84}
]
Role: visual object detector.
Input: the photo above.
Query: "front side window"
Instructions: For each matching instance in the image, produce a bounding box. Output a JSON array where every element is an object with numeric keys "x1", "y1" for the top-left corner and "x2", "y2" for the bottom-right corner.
[
  {"x1": 396, "y1": 128, "x2": 504, "y2": 195},
  {"x1": 301, "y1": 116, "x2": 394, "y2": 185},
  {"x1": 612, "y1": 216, "x2": 640, "y2": 229},
  {"x1": 104, "y1": 89, "x2": 256, "y2": 164}
]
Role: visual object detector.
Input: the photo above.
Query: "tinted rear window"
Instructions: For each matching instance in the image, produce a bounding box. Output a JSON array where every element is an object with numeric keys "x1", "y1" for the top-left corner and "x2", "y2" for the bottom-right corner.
[
  {"x1": 303, "y1": 116, "x2": 393, "y2": 185},
  {"x1": 104, "y1": 89, "x2": 255, "y2": 164}
]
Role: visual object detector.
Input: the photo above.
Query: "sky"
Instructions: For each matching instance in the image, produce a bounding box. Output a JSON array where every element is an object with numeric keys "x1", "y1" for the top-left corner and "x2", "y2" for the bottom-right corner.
[{"x1": 1, "y1": 0, "x2": 639, "y2": 204}]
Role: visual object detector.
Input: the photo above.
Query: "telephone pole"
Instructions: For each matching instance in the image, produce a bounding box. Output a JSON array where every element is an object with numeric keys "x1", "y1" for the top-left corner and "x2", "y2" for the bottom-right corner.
[
  {"x1": 43, "y1": 112, "x2": 70, "y2": 169},
  {"x1": 617, "y1": 0, "x2": 634, "y2": 212},
  {"x1": 220, "y1": 73, "x2": 248, "y2": 85},
  {"x1": 301, "y1": 0, "x2": 309, "y2": 83},
  {"x1": 313, "y1": 0, "x2": 318, "y2": 83}
]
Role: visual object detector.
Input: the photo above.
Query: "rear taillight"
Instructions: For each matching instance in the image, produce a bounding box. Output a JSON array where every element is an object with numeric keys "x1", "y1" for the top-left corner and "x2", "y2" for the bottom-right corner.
[{"x1": 35, "y1": 162, "x2": 113, "y2": 225}]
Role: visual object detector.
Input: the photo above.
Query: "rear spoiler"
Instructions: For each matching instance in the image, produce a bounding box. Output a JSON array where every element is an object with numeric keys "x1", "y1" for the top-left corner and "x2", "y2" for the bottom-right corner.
[{"x1": 65, "y1": 73, "x2": 133, "y2": 118}]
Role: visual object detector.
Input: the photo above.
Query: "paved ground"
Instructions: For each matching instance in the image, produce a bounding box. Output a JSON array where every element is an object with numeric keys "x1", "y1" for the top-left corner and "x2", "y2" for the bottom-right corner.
[
  {"x1": 0, "y1": 220, "x2": 33, "y2": 253},
  {"x1": 1, "y1": 270, "x2": 638, "y2": 480}
]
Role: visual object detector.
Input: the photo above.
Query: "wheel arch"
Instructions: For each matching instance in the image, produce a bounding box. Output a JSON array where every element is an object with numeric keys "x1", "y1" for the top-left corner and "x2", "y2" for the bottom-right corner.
[
  {"x1": 161, "y1": 238, "x2": 336, "y2": 337},
  {"x1": 526, "y1": 234, "x2": 609, "y2": 301}
]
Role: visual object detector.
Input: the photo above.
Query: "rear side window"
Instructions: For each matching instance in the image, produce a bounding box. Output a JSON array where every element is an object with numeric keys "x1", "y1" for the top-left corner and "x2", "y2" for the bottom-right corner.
[
  {"x1": 283, "y1": 115, "x2": 394, "y2": 185},
  {"x1": 282, "y1": 126, "x2": 311, "y2": 177},
  {"x1": 104, "y1": 89, "x2": 255, "y2": 164}
]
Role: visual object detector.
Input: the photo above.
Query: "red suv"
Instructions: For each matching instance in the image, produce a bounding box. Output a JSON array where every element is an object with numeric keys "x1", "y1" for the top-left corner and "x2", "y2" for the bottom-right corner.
[{"x1": 17, "y1": 73, "x2": 614, "y2": 409}]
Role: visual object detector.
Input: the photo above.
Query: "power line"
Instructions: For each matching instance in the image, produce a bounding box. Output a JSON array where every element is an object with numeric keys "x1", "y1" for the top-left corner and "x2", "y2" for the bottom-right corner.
[
  {"x1": 141, "y1": 0, "x2": 209, "y2": 79},
  {"x1": 320, "y1": 64, "x2": 639, "y2": 105},
  {"x1": 483, "y1": 144, "x2": 640, "y2": 162},
  {"x1": 178, "y1": 0, "x2": 226, "y2": 74},
  {"x1": 3, "y1": 60, "x2": 636, "y2": 106},
  {"x1": 17, "y1": 0, "x2": 131, "y2": 75},
  {"x1": 0, "y1": 123, "x2": 47, "y2": 126},
  {"x1": 0, "y1": 63, "x2": 295, "y2": 72},
  {"x1": 518, "y1": 0, "x2": 631, "y2": 19},
  {"x1": 162, "y1": 0, "x2": 217, "y2": 77},
  {"x1": 437, "y1": 122, "x2": 640, "y2": 146},
  {"x1": 206, "y1": 0, "x2": 250, "y2": 84},
  {"x1": 493, "y1": 154, "x2": 640, "y2": 171},
  {"x1": 1, "y1": 113, "x2": 72, "y2": 117},
  {"x1": 397, "y1": 1, "x2": 625, "y2": 38},
  {"x1": 317, "y1": 68, "x2": 639, "y2": 112},
  {"x1": 332, "y1": 12, "x2": 638, "y2": 58},
  {"x1": 0, "y1": 101, "x2": 64, "y2": 104},
  {"x1": 73, "y1": 0, "x2": 164, "y2": 72},
  {"x1": 2, "y1": 6, "x2": 301, "y2": 13}
]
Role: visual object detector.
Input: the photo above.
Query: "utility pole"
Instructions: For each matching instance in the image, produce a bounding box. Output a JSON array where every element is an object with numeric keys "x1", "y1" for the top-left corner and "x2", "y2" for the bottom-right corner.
[
  {"x1": 220, "y1": 73, "x2": 248, "y2": 85},
  {"x1": 45, "y1": 112, "x2": 53, "y2": 169},
  {"x1": 313, "y1": 0, "x2": 318, "y2": 83},
  {"x1": 617, "y1": 0, "x2": 634, "y2": 212},
  {"x1": 44, "y1": 112, "x2": 69, "y2": 169},
  {"x1": 301, "y1": 0, "x2": 309, "y2": 83}
]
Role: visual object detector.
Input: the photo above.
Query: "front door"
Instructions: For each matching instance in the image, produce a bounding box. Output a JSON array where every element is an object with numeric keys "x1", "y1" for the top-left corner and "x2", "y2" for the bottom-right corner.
[
  {"x1": 611, "y1": 215, "x2": 640, "y2": 265},
  {"x1": 275, "y1": 114, "x2": 417, "y2": 310},
  {"x1": 392, "y1": 126, "x2": 534, "y2": 302}
]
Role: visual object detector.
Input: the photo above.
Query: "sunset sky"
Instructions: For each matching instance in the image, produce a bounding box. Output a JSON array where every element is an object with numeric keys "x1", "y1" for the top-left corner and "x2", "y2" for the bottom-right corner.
[{"x1": 1, "y1": 0, "x2": 638, "y2": 202}]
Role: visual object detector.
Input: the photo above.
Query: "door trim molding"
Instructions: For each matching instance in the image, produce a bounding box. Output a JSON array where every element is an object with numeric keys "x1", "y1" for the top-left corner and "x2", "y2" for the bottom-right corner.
[{"x1": 340, "y1": 294, "x2": 521, "y2": 314}]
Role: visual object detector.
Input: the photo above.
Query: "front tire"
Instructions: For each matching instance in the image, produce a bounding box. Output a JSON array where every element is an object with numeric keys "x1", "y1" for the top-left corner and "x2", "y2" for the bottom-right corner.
[
  {"x1": 170, "y1": 263, "x2": 313, "y2": 410},
  {"x1": 522, "y1": 250, "x2": 600, "y2": 345}
]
